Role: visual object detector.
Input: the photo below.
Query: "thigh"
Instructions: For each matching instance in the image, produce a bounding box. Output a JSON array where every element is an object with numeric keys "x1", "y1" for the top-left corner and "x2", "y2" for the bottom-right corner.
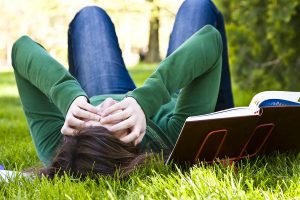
[{"x1": 68, "y1": 6, "x2": 136, "y2": 97}]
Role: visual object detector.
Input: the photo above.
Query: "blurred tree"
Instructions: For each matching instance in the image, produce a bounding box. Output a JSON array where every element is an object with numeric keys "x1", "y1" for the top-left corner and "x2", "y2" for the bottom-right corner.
[
  {"x1": 0, "y1": 0, "x2": 181, "y2": 68},
  {"x1": 145, "y1": 0, "x2": 161, "y2": 62},
  {"x1": 215, "y1": 0, "x2": 300, "y2": 91}
]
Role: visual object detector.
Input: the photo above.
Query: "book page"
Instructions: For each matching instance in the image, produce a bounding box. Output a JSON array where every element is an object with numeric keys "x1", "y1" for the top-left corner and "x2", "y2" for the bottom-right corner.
[
  {"x1": 249, "y1": 91, "x2": 300, "y2": 108},
  {"x1": 187, "y1": 107, "x2": 259, "y2": 122},
  {"x1": 0, "y1": 170, "x2": 29, "y2": 182}
]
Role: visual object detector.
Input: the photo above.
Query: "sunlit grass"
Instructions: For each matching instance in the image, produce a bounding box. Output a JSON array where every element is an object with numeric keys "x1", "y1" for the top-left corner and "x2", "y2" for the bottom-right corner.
[
  {"x1": 0, "y1": 64, "x2": 300, "y2": 199},
  {"x1": 128, "y1": 63, "x2": 157, "y2": 87}
]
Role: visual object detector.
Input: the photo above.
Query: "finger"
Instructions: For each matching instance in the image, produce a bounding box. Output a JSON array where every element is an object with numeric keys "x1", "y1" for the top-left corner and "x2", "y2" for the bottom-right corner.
[
  {"x1": 96, "y1": 104, "x2": 104, "y2": 114},
  {"x1": 66, "y1": 116, "x2": 85, "y2": 128},
  {"x1": 97, "y1": 98, "x2": 119, "y2": 115},
  {"x1": 113, "y1": 129, "x2": 129, "y2": 139},
  {"x1": 61, "y1": 125, "x2": 77, "y2": 136},
  {"x1": 83, "y1": 120, "x2": 101, "y2": 127},
  {"x1": 120, "y1": 127, "x2": 140, "y2": 143},
  {"x1": 96, "y1": 98, "x2": 113, "y2": 109},
  {"x1": 78, "y1": 101, "x2": 98, "y2": 114},
  {"x1": 134, "y1": 132, "x2": 145, "y2": 146},
  {"x1": 108, "y1": 117, "x2": 135, "y2": 132},
  {"x1": 101, "y1": 109, "x2": 131, "y2": 124},
  {"x1": 102, "y1": 97, "x2": 117, "y2": 108},
  {"x1": 101, "y1": 101, "x2": 127, "y2": 117},
  {"x1": 73, "y1": 107, "x2": 101, "y2": 121}
]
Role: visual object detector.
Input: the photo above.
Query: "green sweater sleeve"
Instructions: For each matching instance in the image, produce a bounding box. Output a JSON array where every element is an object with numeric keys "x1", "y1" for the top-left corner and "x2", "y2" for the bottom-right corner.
[
  {"x1": 129, "y1": 25, "x2": 223, "y2": 118},
  {"x1": 11, "y1": 36, "x2": 87, "y2": 116}
]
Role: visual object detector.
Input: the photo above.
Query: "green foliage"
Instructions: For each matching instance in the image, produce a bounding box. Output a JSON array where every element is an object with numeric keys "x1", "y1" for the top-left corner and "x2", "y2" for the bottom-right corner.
[{"x1": 215, "y1": 0, "x2": 300, "y2": 91}]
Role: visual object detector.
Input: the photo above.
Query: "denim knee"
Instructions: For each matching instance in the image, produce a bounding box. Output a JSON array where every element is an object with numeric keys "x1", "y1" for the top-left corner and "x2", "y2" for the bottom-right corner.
[
  {"x1": 182, "y1": 0, "x2": 221, "y2": 28},
  {"x1": 183, "y1": 0, "x2": 212, "y2": 10},
  {"x1": 71, "y1": 6, "x2": 110, "y2": 25}
]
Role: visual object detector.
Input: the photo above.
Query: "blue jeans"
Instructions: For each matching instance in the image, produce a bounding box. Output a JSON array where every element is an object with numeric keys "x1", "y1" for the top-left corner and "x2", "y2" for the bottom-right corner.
[
  {"x1": 68, "y1": 7, "x2": 136, "y2": 96},
  {"x1": 68, "y1": 0, "x2": 234, "y2": 111}
]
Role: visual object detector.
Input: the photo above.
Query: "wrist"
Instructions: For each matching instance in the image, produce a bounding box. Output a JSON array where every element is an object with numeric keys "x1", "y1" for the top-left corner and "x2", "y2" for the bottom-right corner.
[
  {"x1": 67, "y1": 95, "x2": 88, "y2": 114},
  {"x1": 75, "y1": 95, "x2": 88, "y2": 103}
]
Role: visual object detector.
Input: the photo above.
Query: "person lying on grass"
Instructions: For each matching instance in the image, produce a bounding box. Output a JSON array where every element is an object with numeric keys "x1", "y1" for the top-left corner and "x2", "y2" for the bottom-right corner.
[{"x1": 11, "y1": 1, "x2": 233, "y2": 179}]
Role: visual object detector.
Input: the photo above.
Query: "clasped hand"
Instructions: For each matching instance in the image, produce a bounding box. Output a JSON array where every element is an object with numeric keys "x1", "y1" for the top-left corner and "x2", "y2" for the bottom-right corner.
[
  {"x1": 100, "y1": 97, "x2": 146, "y2": 146},
  {"x1": 61, "y1": 96, "x2": 100, "y2": 135},
  {"x1": 61, "y1": 96, "x2": 146, "y2": 145}
]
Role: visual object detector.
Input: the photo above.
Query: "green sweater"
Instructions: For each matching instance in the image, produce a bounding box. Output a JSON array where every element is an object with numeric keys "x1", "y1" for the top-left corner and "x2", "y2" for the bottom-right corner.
[{"x1": 12, "y1": 25, "x2": 222, "y2": 165}]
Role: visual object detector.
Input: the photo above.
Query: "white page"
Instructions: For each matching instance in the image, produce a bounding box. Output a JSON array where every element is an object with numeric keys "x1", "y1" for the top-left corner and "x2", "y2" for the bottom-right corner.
[
  {"x1": 187, "y1": 107, "x2": 259, "y2": 122},
  {"x1": 0, "y1": 170, "x2": 29, "y2": 182}
]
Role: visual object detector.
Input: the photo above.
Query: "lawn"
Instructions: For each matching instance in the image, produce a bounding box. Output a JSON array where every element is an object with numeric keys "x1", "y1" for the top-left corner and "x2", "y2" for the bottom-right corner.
[{"x1": 0, "y1": 64, "x2": 300, "y2": 199}]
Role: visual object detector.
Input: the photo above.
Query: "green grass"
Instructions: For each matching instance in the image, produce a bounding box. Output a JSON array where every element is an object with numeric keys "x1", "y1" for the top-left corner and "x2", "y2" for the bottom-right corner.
[{"x1": 1, "y1": 65, "x2": 300, "y2": 199}]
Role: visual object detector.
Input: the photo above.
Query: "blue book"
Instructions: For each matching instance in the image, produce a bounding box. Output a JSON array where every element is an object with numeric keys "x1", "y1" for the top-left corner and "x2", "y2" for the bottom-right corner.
[
  {"x1": 259, "y1": 99, "x2": 300, "y2": 107},
  {"x1": 249, "y1": 91, "x2": 300, "y2": 108}
]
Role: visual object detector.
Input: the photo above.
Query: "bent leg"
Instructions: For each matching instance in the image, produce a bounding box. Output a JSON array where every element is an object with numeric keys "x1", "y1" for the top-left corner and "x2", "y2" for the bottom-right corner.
[
  {"x1": 68, "y1": 6, "x2": 136, "y2": 97},
  {"x1": 167, "y1": 0, "x2": 234, "y2": 111}
]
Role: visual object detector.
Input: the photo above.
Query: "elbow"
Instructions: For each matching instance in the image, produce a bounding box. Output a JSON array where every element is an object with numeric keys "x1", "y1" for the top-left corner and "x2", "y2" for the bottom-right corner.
[
  {"x1": 11, "y1": 35, "x2": 30, "y2": 69},
  {"x1": 210, "y1": 26, "x2": 223, "y2": 61},
  {"x1": 215, "y1": 30, "x2": 223, "y2": 60},
  {"x1": 212, "y1": 30, "x2": 223, "y2": 71},
  {"x1": 210, "y1": 26, "x2": 223, "y2": 67},
  {"x1": 200, "y1": 25, "x2": 223, "y2": 65}
]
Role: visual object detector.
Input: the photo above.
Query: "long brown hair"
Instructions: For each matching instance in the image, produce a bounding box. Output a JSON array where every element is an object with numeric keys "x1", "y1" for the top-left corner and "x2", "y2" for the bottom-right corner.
[{"x1": 40, "y1": 126, "x2": 149, "y2": 179}]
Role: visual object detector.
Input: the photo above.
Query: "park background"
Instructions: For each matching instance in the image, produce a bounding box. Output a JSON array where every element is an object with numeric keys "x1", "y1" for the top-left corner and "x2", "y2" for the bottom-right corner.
[
  {"x1": 0, "y1": 0, "x2": 300, "y2": 199},
  {"x1": 1, "y1": 0, "x2": 300, "y2": 95}
]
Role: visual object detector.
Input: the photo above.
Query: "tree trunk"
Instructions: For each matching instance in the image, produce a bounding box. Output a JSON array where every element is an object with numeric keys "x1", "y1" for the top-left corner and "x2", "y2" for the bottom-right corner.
[{"x1": 145, "y1": 2, "x2": 161, "y2": 63}]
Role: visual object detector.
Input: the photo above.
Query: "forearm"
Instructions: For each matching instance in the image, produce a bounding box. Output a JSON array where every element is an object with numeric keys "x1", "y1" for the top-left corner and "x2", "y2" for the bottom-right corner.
[
  {"x1": 11, "y1": 36, "x2": 87, "y2": 116},
  {"x1": 129, "y1": 25, "x2": 223, "y2": 118}
]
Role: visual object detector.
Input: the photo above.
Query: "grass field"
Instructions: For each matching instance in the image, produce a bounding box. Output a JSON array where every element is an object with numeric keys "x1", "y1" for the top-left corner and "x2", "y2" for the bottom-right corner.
[{"x1": 0, "y1": 64, "x2": 300, "y2": 199}]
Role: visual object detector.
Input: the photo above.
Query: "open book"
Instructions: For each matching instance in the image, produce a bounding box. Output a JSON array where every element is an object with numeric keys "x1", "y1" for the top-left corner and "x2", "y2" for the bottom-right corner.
[
  {"x1": 167, "y1": 91, "x2": 300, "y2": 165},
  {"x1": 0, "y1": 170, "x2": 30, "y2": 182}
]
